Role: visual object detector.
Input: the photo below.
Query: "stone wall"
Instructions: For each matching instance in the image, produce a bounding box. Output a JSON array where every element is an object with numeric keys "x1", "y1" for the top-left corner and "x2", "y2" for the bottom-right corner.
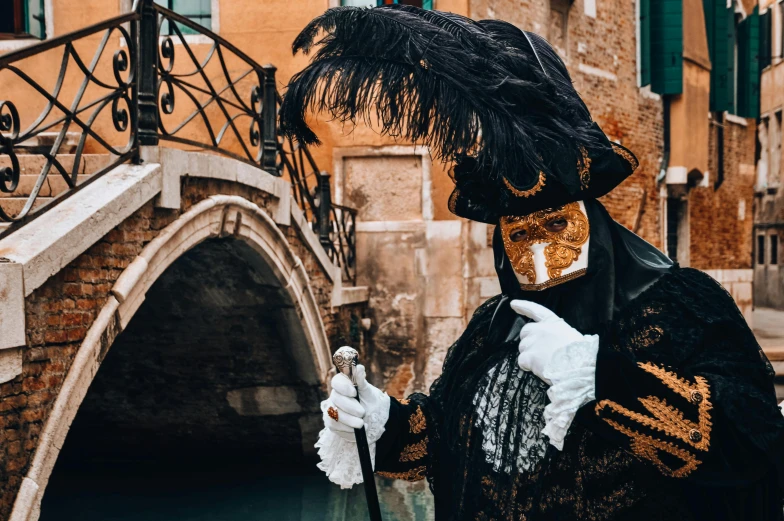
[{"x1": 0, "y1": 178, "x2": 360, "y2": 519}]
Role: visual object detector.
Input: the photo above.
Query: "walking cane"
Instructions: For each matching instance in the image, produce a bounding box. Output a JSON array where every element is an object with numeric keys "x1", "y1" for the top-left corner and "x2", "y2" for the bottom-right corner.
[{"x1": 333, "y1": 346, "x2": 383, "y2": 521}]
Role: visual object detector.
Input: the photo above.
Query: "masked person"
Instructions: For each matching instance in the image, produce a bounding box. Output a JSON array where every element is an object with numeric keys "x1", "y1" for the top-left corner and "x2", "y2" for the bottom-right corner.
[{"x1": 280, "y1": 5, "x2": 784, "y2": 520}]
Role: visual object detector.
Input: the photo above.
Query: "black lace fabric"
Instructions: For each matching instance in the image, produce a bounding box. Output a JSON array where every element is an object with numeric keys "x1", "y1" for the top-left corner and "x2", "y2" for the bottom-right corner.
[{"x1": 374, "y1": 268, "x2": 784, "y2": 521}]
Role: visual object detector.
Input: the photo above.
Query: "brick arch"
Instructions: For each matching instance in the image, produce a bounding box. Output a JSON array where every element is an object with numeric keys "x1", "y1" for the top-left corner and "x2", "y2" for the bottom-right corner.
[{"x1": 9, "y1": 195, "x2": 331, "y2": 521}]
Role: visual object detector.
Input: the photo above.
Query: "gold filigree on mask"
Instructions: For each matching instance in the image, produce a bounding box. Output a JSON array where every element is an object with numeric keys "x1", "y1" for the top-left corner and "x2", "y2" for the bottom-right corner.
[{"x1": 499, "y1": 202, "x2": 590, "y2": 285}]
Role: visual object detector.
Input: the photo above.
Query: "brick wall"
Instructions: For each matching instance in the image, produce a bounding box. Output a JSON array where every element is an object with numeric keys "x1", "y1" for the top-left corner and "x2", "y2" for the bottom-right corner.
[
  {"x1": 690, "y1": 116, "x2": 756, "y2": 270},
  {"x1": 0, "y1": 178, "x2": 359, "y2": 518}
]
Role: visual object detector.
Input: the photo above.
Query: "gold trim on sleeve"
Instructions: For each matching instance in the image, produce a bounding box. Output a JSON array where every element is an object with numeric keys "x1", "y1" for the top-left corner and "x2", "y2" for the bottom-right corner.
[
  {"x1": 399, "y1": 437, "x2": 429, "y2": 463},
  {"x1": 377, "y1": 466, "x2": 427, "y2": 482},
  {"x1": 601, "y1": 418, "x2": 701, "y2": 478},
  {"x1": 595, "y1": 363, "x2": 712, "y2": 451},
  {"x1": 409, "y1": 405, "x2": 427, "y2": 434}
]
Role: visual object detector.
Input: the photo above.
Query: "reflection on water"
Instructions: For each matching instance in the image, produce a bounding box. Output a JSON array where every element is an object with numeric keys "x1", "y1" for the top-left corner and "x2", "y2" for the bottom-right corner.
[{"x1": 40, "y1": 462, "x2": 434, "y2": 521}]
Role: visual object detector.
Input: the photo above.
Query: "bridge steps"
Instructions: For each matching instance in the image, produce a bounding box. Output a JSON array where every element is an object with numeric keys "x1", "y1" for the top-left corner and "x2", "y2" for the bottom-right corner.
[
  {"x1": 0, "y1": 196, "x2": 54, "y2": 215},
  {"x1": 0, "y1": 154, "x2": 110, "y2": 220}
]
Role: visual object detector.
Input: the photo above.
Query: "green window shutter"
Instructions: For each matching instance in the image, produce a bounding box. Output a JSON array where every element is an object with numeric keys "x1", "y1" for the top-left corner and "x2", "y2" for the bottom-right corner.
[
  {"x1": 706, "y1": 0, "x2": 736, "y2": 113},
  {"x1": 640, "y1": 0, "x2": 651, "y2": 86},
  {"x1": 760, "y1": 9, "x2": 772, "y2": 70},
  {"x1": 726, "y1": 7, "x2": 736, "y2": 113},
  {"x1": 737, "y1": 7, "x2": 760, "y2": 118},
  {"x1": 650, "y1": 0, "x2": 683, "y2": 95}
]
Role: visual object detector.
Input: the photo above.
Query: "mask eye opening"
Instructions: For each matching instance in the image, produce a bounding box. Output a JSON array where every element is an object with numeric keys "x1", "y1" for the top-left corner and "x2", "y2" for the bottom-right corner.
[
  {"x1": 543, "y1": 215, "x2": 569, "y2": 233},
  {"x1": 508, "y1": 227, "x2": 528, "y2": 242}
]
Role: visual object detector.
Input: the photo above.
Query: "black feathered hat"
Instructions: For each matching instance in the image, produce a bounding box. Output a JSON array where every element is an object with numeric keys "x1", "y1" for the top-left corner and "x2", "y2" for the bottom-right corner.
[{"x1": 279, "y1": 5, "x2": 638, "y2": 224}]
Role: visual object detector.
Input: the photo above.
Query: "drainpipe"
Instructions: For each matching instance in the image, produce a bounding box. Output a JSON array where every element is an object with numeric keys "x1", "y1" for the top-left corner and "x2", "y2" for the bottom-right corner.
[{"x1": 656, "y1": 96, "x2": 670, "y2": 184}]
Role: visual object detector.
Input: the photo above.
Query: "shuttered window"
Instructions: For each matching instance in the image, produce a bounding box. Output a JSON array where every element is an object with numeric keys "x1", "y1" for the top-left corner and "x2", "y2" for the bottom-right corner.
[
  {"x1": 156, "y1": 0, "x2": 212, "y2": 34},
  {"x1": 760, "y1": 8, "x2": 772, "y2": 70},
  {"x1": 650, "y1": 0, "x2": 683, "y2": 95},
  {"x1": 0, "y1": 0, "x2": 45, "y2": 39},
  {"x1": 737, "y1": 7, "x2": 760, "y2": 118},
  {"x1": 704, "y1": 0, "x2": 737, "y2": 112},
  {"x1": 639, "y1": 0, "x2": 651, "y2": 86}
]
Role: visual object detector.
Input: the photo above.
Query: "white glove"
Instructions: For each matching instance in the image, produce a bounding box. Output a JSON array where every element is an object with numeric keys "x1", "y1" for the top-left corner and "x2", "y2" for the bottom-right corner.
[
  {"x1": 510, "y1": 299, "x2": 599, "y2": 450},
  {"x1": 316, "y1": 361, "x2": 390, "y2": 488},
  {"x1": 510, "y1": 300, "x2": 585, "y2": 385},
  {"x1": 322, "y1": 364, "x2": 388, "y2": 443}
]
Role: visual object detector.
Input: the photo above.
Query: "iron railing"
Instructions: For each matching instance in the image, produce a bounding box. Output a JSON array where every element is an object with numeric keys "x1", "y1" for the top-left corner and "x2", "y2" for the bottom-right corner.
[
  {"x1": 0, "y1": 0, "x2": 356, "y2": 283},
  {"x1": 278, "y1": 107, "x2": 357, "y2": 283}
]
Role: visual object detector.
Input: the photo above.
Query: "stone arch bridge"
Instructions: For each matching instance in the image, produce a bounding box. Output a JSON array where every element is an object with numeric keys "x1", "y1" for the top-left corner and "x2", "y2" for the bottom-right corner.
[{"x1": 0, "y1": 2, "x2": 368, "y2": 519}]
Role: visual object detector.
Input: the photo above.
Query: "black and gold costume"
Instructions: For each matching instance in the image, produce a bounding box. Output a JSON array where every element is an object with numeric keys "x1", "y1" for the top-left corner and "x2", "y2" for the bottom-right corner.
[
  {"x1": 280, "y1": 5, "x2": 784, "y2": 519},
  {"x1": 376, "y1": 264, "x2": 784, "y2": 520}
]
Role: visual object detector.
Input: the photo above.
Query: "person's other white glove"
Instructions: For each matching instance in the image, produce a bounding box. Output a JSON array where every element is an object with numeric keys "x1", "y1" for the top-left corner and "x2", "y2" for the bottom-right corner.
[
  {"x1": 322, "y1": 364, "x2": 388, "y2": 443},
  {"x1": 316, "y1": 362, "x2": 390, "y2": 488},
  {"x1": 510, "y1": 300, "x2": 585, "y2": 385}
]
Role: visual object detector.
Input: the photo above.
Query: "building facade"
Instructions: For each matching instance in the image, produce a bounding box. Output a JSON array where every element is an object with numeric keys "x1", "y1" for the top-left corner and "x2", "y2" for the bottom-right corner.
[
  {"x1": 0, "y1": 0, "x2": 761, "y2": 395},
  {"x1": 333, "y1": 0, "x2": 761, "y2": 394},
  {"x1": 756, "y1": 0, "x2": 784, "y2": 309}
]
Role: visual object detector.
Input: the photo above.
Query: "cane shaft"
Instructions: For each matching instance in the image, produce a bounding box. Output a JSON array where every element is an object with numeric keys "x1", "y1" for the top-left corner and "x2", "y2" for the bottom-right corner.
[
  {"x1": 354, "y1": 423, "x2": 382, "y2": 521},
  {"x1": 332, "y1": 346, "x2": 383, "y2": 521}
]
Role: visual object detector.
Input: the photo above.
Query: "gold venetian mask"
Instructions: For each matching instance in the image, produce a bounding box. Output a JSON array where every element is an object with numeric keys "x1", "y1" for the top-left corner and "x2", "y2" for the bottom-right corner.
[{"x1": 499, "y1": 201, "x2": 590, "y2": 290}]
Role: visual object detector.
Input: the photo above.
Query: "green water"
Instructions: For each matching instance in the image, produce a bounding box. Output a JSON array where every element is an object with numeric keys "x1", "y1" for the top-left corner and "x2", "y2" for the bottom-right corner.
[{"x1": 39, "y1": 464, "x2": 434, "y2": 521}]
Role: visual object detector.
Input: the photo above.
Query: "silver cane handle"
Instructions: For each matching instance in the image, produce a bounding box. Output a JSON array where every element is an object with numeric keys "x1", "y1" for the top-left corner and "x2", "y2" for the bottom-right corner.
[{"x1": 333, "y1": 346, "x2": 359, "y2": 386}]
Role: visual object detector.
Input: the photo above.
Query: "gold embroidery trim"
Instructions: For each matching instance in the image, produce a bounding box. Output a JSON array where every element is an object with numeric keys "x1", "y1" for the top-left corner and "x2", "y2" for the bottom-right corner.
[
  {"x1": 502, "y1": 170, "x2": 545, "y2": 198},
  {"x1": 578, "y1": 146, "x2": 591, "y2": 190},
  {"x1": 630, "y1": 326, "x2": 664, "y2": 350},
  {"x1": 409, "y1": 406, "x2": 426, "y2": 434},
  {"x1": 596, "y1": 363, "x2": 712, "y2": 452},
  {"x1": 377, "y1": 466, "x2": 427, "y2": 481},
  {"x1": 398, "y1": 398, "x2": 410, "y2": 405},
  {"x1": 601, "y1": 418, "x2": 700, "y2": 478},
  {"x1": 447, "y1": 189, "x2": 459, "y2": 215},
  {"x1": 612, "y1": 142, "x2": 639, "y2": 170},
  {"x1": 399, "y1": 436, "x2": 428, "y2": 462}
]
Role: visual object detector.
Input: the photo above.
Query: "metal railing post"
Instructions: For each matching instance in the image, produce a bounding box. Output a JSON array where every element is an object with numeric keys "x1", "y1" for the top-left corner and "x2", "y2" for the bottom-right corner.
[
  {"x1": 318, "y1": 172, "x2": 333, "y2": 250},
  {"x1": 261, "y1": 64, "x2": 278, "y2": 173},
  {"x1": 137, "y1": 0, "x2": 159, "y2": 146}
]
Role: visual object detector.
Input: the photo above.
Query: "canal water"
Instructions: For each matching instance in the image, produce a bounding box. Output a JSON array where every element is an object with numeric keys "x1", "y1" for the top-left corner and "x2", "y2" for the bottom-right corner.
[{"x1": 40, "y1": 460, "x2": 434, "y2": 521}]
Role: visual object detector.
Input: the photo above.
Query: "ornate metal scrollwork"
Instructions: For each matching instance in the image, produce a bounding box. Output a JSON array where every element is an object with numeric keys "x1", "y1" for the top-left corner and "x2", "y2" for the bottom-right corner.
[
  {"x1": 0, "y1": 101, "x2": 21, "y2": 195},
  {"x1": 112, "y1": 95, "x2": 132, "y2": 132},
  {"x1": 160, "y1": 37, "x2": 175, "y2": 73},
  {"x1": 0, "y1": 0, "x2": 358, "y2": 281},
  {"x1": 160, "y1": 79, "x2": 176, "y2": 115}
]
